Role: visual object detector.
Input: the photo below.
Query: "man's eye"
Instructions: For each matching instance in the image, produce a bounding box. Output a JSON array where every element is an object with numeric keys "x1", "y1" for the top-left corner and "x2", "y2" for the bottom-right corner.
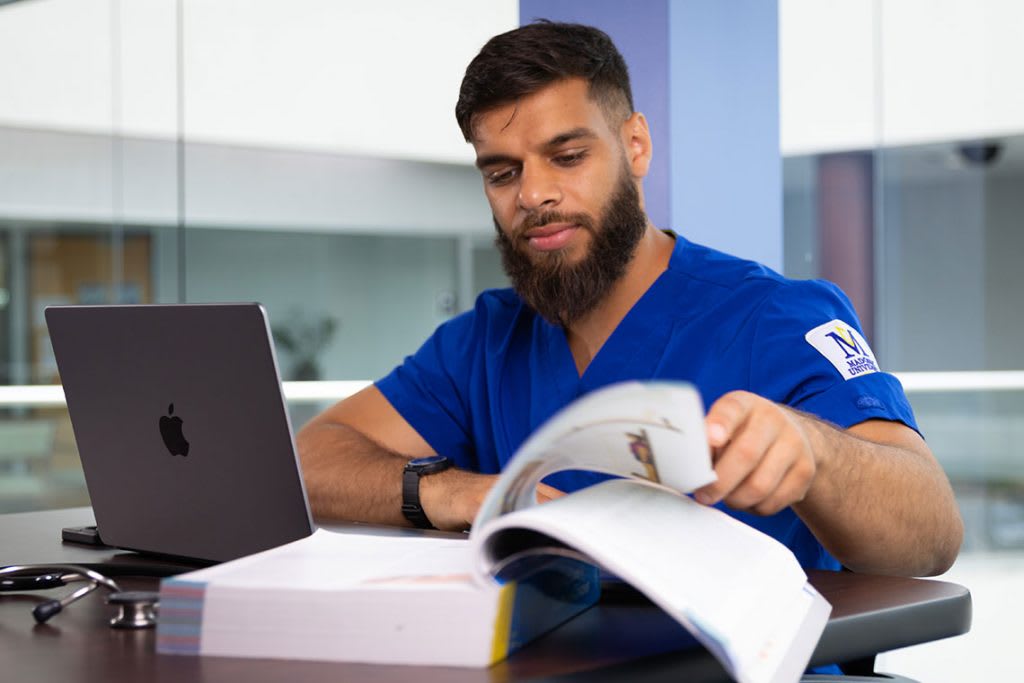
[
  {"x1": 486, "y1": 169, "x2": 517, "y2": 186},
  {"x1": 554, "y1": 151, "x2": 587, "y2": 167}
]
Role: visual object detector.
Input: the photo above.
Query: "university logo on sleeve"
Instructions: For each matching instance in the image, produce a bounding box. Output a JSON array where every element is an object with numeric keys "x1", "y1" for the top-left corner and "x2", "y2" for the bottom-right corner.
[{"x1": 804, "y1": 320, "x2": 880, "y2": 380}]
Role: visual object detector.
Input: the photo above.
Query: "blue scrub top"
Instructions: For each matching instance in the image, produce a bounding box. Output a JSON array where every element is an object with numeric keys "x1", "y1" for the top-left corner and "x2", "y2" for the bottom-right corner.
[{"x1": 377, "y1": 234, "x2": 918, "y2": 571}]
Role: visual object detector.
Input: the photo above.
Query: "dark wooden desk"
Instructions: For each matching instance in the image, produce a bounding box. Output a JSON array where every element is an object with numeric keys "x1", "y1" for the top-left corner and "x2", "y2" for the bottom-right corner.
[{"x1": 0, "y1": 508, "x2": 971, "y2": 682}]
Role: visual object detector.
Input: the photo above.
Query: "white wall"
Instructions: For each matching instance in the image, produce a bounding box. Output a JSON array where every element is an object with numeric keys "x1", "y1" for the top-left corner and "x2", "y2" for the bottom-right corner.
[
  {"x1": 5, "y1": 0, "x2": 1023, "y2": 162},
  {"x1": 781, "y1": 0, "x2": 1024, "y2": 155},
  {"x1": 779, "y1": 0, "x2": 876, "y2": 155},
  {"x1": 0, "y1": 0, "x2": 517, "y2": 164},
  {"x1": 0, "y1": 127, "x2": 493, "y2": 233},
  {"x1": 180, "y1": 0, "x2": 516, "y2": 163},
  {"x1": 0, "y1": 0, "x2": 119, "y2": 133}
]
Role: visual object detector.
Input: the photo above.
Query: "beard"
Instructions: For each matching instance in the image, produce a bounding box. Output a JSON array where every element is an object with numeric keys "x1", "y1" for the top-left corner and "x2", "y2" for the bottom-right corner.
[{"x1": 494, "y1": 167, "x2": 648, "y2": 327}]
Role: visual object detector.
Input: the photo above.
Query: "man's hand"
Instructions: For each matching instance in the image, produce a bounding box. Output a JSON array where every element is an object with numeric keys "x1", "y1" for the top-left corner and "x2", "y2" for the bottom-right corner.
[
  {"x1": 694, "y1": 390, "x2": 819, "y2": 516},
  {"x1": 692, "y1": 389, "x2": 963, "y2": 576},
  {"x1": 420, "y1": 469, "x2": 564, "y2": 532}
]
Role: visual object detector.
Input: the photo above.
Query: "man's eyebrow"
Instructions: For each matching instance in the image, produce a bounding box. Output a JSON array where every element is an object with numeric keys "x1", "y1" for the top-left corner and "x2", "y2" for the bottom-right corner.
[
  {"x1": 544, "y1": 127, "x2": 598, "y2": 149},
  {"x1": 475, "y1": 153, "x2": 516, "y2": 170},
  {"x1": 475, "y1": 128, "x2": 599, "y2": 170}
]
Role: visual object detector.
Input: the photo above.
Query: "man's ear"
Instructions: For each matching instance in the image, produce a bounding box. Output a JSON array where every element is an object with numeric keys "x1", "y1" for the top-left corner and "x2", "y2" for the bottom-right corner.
[{"x1": 621, "y1": 112, "x2": 652, "y2": 178}]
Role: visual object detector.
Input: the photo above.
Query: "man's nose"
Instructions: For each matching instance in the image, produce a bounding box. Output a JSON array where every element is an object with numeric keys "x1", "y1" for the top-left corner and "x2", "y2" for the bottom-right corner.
[{"x1": 517, "y1": 164, "x2": 562, "y2": 212}]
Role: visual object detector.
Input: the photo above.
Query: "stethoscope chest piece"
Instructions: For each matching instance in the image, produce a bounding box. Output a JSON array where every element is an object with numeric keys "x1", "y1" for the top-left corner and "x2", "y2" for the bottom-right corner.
[
  {"x1": 107, "y1": 590, "x2": 160, "y2": 629},
  {"x1": 1, "y1": 565, "x2": 162, "y2": 629}
]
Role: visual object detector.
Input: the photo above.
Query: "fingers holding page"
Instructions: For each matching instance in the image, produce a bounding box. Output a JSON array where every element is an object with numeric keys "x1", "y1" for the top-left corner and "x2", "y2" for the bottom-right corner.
[{"x1": 696, "y1": 391, "x2": 815, "y2": 514}]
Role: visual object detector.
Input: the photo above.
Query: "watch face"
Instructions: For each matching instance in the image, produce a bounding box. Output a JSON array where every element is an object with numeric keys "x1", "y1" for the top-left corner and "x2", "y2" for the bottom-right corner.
[{"x1": 410, "y1": 455, "x2": 449, "y2": 468}]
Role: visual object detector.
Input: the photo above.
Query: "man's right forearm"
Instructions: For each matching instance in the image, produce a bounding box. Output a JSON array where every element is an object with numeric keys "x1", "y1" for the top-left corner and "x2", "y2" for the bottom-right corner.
[
  {"x1": 297, "y1": 421, "x2": 412, "y2": 525},
  {"x1": 296, "y1": 420, "x2": 497, "y2": 530}
]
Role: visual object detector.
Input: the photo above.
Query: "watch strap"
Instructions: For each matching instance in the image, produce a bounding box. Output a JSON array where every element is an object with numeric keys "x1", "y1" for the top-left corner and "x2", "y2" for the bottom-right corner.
[
  {"x1": 401, "y1": 469, "x2": 433, "y2": 529},
  {"x1": 401, "y1": 457, "x2": 451, "y2": 529}
]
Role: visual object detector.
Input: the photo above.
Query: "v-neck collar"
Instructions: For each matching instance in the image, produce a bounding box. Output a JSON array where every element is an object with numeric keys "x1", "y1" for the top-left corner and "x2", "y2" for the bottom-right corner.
[{"x1": 541, "y1": 234, "x2": 687, "y2": 400}]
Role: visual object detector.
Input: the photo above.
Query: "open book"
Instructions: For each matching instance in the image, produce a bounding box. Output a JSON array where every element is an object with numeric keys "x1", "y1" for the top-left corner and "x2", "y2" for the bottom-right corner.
[{"x1": 157, "y1": 381, "x2": 830, "y2": 683}]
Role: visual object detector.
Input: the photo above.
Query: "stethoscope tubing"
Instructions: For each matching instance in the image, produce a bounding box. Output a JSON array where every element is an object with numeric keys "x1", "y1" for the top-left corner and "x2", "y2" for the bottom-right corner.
[
  {"x1": 1, "y1": 572, "x2": 72, "y2": 591},
  {"x1": 0, "y1": 564, "x2": 122, "y2": 593},
  {"x1": 0, "y1": 564, "x2": 125, "y2": 624},
  {"x1": 0, "y1": 563, "x2": 169, "y2": 628}
]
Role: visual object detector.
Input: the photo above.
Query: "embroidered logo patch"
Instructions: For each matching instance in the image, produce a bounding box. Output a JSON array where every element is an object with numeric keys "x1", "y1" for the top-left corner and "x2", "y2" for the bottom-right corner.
[{"x1": 804, "y1": 320, "x2": 880, "y2": 380}]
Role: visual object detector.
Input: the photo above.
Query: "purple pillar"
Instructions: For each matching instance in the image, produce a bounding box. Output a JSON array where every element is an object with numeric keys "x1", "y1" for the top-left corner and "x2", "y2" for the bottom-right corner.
[{"x1": 518, "y1": 0, "x2": 671, "y2": 229}]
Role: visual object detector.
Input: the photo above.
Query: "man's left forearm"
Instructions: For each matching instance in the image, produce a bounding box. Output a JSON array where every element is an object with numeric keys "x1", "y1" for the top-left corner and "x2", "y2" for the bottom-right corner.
[
  {"x1": 697, "y1": 391, "x2": 963, "y2": 577},
  {"x1": 793, "y1": 415, "x2": 963, "y2": 577}
]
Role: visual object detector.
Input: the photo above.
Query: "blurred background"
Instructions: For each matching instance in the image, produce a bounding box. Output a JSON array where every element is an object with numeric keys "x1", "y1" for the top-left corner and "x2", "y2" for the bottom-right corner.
[{"x1": 0, "y1": 1, "x2": 1020, "y2": 679}]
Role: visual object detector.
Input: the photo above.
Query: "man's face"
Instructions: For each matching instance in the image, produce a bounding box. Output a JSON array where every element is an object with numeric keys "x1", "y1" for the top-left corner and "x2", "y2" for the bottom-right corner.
[{"x1": 471, "y1": 78, "x2": 648, "y2": 325}]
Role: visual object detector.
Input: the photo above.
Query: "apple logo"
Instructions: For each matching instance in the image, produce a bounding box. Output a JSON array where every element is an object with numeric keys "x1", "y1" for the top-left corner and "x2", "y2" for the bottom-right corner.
[{"x1": 159, "y1": 403, "x2": 190, "y2": 456}]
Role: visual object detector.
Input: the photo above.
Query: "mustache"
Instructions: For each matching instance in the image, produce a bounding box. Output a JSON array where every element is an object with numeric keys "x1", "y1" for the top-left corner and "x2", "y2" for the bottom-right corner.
[{"x1": 515, "y1": 211, "x2": 596, "y2": 237}]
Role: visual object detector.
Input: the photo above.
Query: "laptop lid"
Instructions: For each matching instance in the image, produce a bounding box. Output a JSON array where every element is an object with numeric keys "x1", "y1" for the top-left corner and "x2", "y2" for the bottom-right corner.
[{"x1": 45, "y1": 303, "x2": 314, "y2": 563}]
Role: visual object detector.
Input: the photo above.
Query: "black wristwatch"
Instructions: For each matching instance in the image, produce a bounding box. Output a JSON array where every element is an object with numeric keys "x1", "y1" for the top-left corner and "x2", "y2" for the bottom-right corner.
[{"x1": 401, "y1": 455, "x2": 452, "y2": 529}]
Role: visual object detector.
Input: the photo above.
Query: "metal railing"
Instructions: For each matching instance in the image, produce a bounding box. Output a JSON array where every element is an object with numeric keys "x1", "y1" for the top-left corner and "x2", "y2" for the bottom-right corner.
[
  {"x1": 1, "y1": 372, "x2": 1022, "y2": 408},
  {"x1": 0, "y1": 381, "x2": 372, "y2": 407}
]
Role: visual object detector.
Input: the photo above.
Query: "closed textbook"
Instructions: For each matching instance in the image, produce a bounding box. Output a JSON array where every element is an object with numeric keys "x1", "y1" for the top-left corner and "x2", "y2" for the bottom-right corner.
[
  {"x1": 157, "y1": 530, "x2": 597, "y2": 667},
  {"x1": 157, "y1": 382, "x2": 830, "y2": 682}
]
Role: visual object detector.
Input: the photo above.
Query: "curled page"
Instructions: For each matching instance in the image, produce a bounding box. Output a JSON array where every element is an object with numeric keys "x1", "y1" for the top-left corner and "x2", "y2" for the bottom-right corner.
[
  {"x1": 472, "y1": 381, "x2": 715, "y2": 531},
  {"x1": 470, "y1": 480, "x2": 830, "y2": 683}
]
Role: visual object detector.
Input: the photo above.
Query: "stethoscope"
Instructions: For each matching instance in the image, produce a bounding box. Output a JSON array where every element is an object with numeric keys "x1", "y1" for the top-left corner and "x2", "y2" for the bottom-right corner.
[{"x1": 0, "y1": 564, "x2": 160, "y2": 629}]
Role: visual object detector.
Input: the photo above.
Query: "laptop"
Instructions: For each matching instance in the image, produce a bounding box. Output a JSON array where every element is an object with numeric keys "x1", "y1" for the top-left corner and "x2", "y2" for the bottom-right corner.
[{"x1": 45, "y1": 303, "x2": 314, "y2": 563}]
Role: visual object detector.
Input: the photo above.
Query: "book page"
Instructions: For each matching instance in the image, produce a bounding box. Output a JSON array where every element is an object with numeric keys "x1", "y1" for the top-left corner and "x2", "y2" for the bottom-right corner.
[
  {"x1": 471, "y1": 478, "x2": 824, "y2": 683},
  {"x1": 179, "y1": 529, "x2": 473, "y2": 590},
  {"x1": 473, "y1": 381, "x2": 715, "y2": 529}
]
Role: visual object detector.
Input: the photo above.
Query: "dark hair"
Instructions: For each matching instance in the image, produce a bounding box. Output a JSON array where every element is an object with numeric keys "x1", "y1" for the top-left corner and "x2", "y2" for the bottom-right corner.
[{"x1": 455, "y1": 21, "x2": 634, "y2": 142}]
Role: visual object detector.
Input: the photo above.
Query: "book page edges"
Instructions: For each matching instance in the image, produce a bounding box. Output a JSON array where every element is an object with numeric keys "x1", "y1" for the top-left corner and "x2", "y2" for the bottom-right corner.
[
  {"x1": 156, "y1": 556, "x2": 598, "y2": 667},
  {"x1": 156, "y1": 579, "x2": 207, "y2": 655}
]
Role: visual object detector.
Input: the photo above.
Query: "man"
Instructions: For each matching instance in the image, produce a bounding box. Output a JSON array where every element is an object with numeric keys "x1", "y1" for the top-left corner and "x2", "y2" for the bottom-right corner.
[{"x1": 298, "y1": 21, "x2": 962, "y2": 577}]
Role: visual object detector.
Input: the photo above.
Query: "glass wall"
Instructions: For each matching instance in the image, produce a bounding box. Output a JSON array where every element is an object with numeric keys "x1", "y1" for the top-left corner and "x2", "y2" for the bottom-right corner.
[
  {"x1": 0, "y1": 0, "x2": 152, "y2": 512},
  {"x1": 3, "y1": 2, "x2": 1023, "y2": 558},
  {"x1": 0, "y1": 0, "x2": 511, "y2": 513},
  {"x1": 781, "y1": 0, "x2": 1024, "y2": 554}
]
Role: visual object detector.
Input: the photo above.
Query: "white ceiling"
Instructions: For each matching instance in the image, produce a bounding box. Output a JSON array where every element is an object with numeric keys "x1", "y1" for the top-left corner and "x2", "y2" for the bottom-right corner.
[{"x1": 1, "y1": 0, "x2": 1022, "y2": 162}]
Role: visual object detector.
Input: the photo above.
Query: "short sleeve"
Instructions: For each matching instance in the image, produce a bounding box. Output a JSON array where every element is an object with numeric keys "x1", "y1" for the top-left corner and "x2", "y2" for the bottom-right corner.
[
  {"x1": 748, "y1": 280, "x2": 919, "y2": 432},
  {"x1": 375, "y1": 310, "x2": 480, "y2": 469}
]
